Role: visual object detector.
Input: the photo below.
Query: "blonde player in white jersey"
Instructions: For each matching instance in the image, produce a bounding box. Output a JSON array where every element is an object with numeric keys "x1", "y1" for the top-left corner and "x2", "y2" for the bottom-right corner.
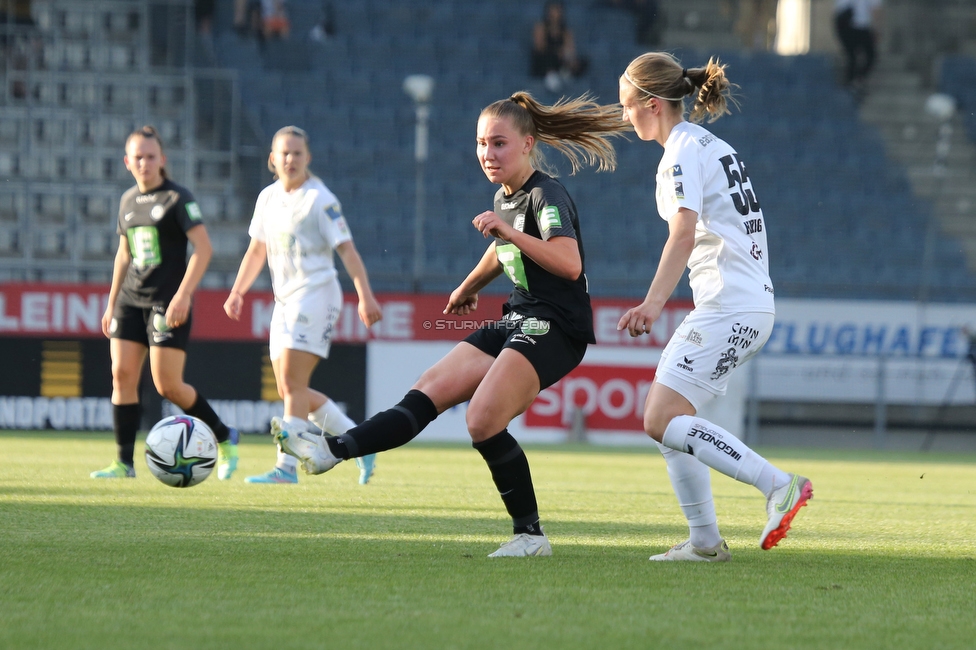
[
  {"x1": 617, "y1": 53, "x2": 812, "y2": 561},
  {"x1": 224, "y1": 126, "x2": 383, "y2": 485}
]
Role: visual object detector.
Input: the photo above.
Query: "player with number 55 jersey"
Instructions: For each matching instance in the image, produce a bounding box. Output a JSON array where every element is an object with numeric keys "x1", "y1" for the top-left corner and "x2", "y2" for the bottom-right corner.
[{"x1": 617, "y1": 52, "x2": 811, "y2": 562}]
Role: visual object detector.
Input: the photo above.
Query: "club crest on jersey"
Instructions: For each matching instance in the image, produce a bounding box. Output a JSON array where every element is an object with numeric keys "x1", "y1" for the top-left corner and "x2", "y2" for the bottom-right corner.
[
  {"x1": 513, "y1": 214, "x2": 525, "y2": 232},
  {"x1": 151, "y1": 205, "x2": 165, "y2": 220}
]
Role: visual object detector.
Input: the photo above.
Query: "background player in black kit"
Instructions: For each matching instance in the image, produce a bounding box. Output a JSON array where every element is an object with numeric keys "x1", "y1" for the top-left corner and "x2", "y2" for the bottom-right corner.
[
  {"x1": 274, "y1": 92, "x2": 628, "y2": 557},
  {"x1": 91, "y1": 126, "x2": 240, "y2": 480}
]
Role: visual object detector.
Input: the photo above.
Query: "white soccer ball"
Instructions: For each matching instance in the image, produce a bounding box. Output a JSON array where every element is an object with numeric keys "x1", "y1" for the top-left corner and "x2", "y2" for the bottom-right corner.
[{"x1": 144, "y1": 415, "x2": 217, "y2": 488}]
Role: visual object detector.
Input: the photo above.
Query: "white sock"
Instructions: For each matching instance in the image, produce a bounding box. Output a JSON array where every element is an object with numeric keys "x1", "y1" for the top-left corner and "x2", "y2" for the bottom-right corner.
[
  {"x1": 308, "y1": 399, "x2": 356, "y2": 435},
  {"x1": 657, "y1": 442, "x2": 722, "y2": 549},
  {"x1": 275, "y1": 449, "x2": 298, "y2": 473},
  {"x1": 274, "y1": 415, "x2": 307, "y2": 473},
  {"x1": 661, "y1": 415, "x2": 789, "y2": 499}
]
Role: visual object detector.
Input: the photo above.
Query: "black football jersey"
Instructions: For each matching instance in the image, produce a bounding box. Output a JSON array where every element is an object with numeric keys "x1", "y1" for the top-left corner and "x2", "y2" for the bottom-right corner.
[
  {"x1": 116, "y1": 178, "x2": 204, "y2": 307},
  {"x1": 492, "y1": 171, "x2": 595, "y2": 343}
]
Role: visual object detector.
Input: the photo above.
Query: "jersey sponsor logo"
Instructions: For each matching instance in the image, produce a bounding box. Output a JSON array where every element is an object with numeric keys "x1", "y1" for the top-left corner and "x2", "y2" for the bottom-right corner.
[
  {"x1": 513, "y1": 214, "x2": 525, "y2": 232},
  {"x1": 124, "y1": 212, "x2": 135, "y2": 221},
  {"x1": 496, "y1": 243, "x2": 529, "y2": 290},
  {"x1": 511, "y1": 333, "x2": 538, "y2": 346},
  {"x1": 674, "y1": 182, "x2": 684, "y2": 199},
  {"x1": 185, "y1": 201, "x2": 203, "y2": 221},
  {"x1": 135, "y1": 194, "x2": 156, "y2": 204},
  {"x1": 698, "y1": 134, "x2": 716, "y2": 147},
  {"x1": 521, "y1": 318, "x2": 550, "y2": 336},
  {"x1": 728, "y1": 323, "x2": 760, "y2": 350},
  {"x1": 677, "y1": 356, "x2": 694, "y2": 372},
  {"x1": 710, "y1": 346, "x2": 739, "y2": 380},
  {"x1": 690, "y1": 423, "x2": 742, "y2": 461},
  {"x1": 128, "y1": 226, "x2": 162, "y2": 267},
  {"x1": 539, "y1": 206, "x2": 561, "y2": 231},
  {"x1": 664, "y1": 164, "x2": 683, "y2": 178},
  {"x1": 501, "y1": 200, "x2": 518, "y2": 210},
  {"x1": 150, "y1": 205, "x2": 165, "y2": 221}
]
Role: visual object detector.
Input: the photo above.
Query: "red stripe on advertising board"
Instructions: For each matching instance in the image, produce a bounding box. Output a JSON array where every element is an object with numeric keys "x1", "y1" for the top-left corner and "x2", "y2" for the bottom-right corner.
[{"x1": 0, "y1": 283, "x2": 691, "y2": 346}]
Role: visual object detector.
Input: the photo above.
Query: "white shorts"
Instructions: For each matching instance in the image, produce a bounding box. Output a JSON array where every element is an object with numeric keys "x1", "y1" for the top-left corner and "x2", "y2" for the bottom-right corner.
[
  {"x1": 268, "y1": 281, "x2": 342, "y2": 361},
  {"x1": 655, "y1": 310, "x2": 774, "y2": 411}
]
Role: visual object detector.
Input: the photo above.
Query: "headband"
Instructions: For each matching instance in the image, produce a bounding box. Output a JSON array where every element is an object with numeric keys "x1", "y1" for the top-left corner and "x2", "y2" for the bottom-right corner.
[{"x1": 623, "y1": 70, "x2": 685, "y2": 102}]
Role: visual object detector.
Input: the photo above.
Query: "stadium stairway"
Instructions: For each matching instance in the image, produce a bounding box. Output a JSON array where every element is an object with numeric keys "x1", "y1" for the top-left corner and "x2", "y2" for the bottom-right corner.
[{"x1": 858, "y1": 54, "x2": 976, "y2": 279}]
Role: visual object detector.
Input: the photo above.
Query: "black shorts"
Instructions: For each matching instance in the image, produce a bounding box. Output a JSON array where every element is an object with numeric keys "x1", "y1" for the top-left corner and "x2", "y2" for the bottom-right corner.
[
  {"x1": 110, "y1": 303, "x2": 192, "y2": 350},
  {"x1": 464, "y1": 312, "x2": 587, "y2": 389}
]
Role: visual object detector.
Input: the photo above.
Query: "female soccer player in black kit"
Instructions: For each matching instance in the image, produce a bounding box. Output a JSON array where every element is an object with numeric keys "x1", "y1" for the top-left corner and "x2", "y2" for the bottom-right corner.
[
  {"x1": 275, "y1": 92, "x2": 628, "y2": 556},
  {"x1": 91, "y1": 126, "x2": 239, "y2": 480}
]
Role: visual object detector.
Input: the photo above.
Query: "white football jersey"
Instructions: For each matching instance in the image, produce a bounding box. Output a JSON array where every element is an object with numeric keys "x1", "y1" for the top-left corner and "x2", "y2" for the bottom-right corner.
[
  {"x1": 249, "y1": 175, "x2": 352, "y2": 303},
  {"x1": 655, "y1": 121, "x2": 775, "y2": 314}
]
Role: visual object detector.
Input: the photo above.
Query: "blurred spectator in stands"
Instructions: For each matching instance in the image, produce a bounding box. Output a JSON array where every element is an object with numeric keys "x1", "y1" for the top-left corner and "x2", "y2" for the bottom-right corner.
[
  {"x1": 0, "y1": 0, "x2": 35, "y2": 99},
  {"x1": 595, "y1": 0, "x2": 662, "y2": 47},
  {"x1": 834, "y1": 0, "x2": 882, "y2": 100},
  {"x1": 233, "y1": 0, "x2": 263, "y2": 38},
  {"x1": 735, "y1": 0, "x2": 778, "y2": 51},
  {"x1": 309, "y1": 1, "x2": 336, "y2": 43},
  {"x1": 261, "y1": 0, "x2": 290, "y2": 41},
  {"x1": 530, "y1": 1, "x2": 588, "y2": 93},
  {"x1": 195, "y1": 0, "x2": 215, "y2": 36}
]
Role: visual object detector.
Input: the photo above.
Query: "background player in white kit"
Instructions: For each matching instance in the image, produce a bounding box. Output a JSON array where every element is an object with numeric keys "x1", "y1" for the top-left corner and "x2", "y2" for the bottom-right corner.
[
  {"x1": 224, "y1": 126, "x2": 382, "y2": 485},
  {"x1": 617, "y1": 53, "x2": 813, "y2": 560}
]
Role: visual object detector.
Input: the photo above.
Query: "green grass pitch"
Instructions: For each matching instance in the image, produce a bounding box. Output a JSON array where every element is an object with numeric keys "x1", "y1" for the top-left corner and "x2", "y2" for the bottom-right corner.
[{"x1": 1, "y1": 431, "x2": 974, "y2": 649}]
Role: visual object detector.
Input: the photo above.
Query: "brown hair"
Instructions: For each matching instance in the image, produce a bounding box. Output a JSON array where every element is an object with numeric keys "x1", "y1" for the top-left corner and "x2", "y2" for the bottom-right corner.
[
  {"x1": 268, "y1": 125, "x2": 312, "y2": 179},
  {"x1": 622, "y1": 52, "x2": 737, "y2": 124},
  {"x1": 125, "y1": 125, "x2": 167, "y2": 178},
  {"x1": 480, "y1": 91, "x2": 629, "y2": 176}
]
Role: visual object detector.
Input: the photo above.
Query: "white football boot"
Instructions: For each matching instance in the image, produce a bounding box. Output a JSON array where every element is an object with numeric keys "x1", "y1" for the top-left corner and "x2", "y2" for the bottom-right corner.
[
  {"x1": 649, "y1": 539, "x2": 731, "y2": 562},
  {"x1": 487, "y1": 533, "x2": 552, "y2": 558}
]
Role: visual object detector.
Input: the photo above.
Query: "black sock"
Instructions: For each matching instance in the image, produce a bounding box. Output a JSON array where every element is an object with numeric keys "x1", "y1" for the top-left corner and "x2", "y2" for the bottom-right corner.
[
  {"x1": 326, "y1": 389, "x2": 437, "y2": 459},
  {"x1": 473, "y1": 429, "x2": 543, "y2": 536},
  {"x1": 114, "y1": 403, "x2": 141, "y2": 467},
  {"x1": 183, "y1": 392, "x2": 230, "y2": 443}
]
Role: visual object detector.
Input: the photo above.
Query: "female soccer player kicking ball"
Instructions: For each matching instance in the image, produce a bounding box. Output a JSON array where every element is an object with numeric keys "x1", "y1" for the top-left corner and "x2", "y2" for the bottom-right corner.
[{"x1": 275, "y1": 93, "x2": 627, "y2": 556}]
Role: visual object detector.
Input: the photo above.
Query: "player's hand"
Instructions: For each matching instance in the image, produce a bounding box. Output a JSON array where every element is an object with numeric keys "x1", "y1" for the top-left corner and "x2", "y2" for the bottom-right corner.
[
  {"x1": 472, "y1": 211, "x2": 512, "y2": 240},
  {"x1": 166, "y1": 294, "x2": 191, "y2": 329},
  {"x1": 617, "y1": 302, "x2": 660, "y2": 338},
  {"x1": 444, "y1": 289, "x2": 478, "y2": 315},
  {"x1": 359, "y1": 295, "x2": 383, "y2": 328},
  {"x1": 223, "y1": 291, "x2": 244, "y2": 321},
  {"x1": 100, "y1": 306, "x2": 114, "y2": 338}
]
